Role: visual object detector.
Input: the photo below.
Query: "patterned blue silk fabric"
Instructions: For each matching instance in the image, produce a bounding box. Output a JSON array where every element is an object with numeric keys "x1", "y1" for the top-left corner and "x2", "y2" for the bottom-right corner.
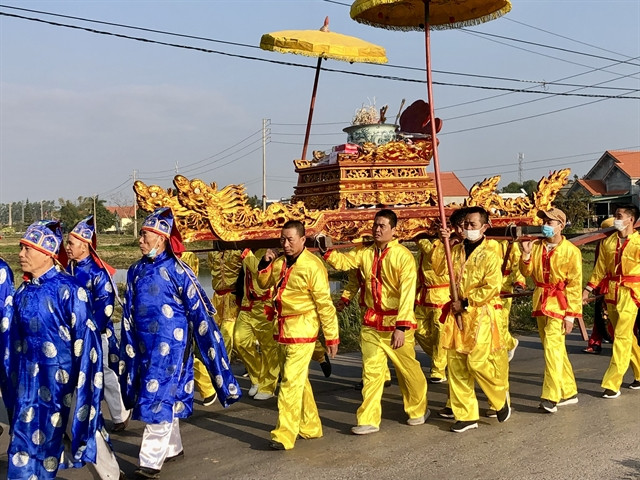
[
  {"x1": 2, "y1": 266, "x2": 106, "y2": 479},
  {"x1": 0, "y1": 258, "x2": 15, "y2": 409},
  {"x1": 67, "y1": 256, "x2": 119, "y2": 362},
  {"x1": 119, "y1": 251, "x2": 240, "y2": 424}
]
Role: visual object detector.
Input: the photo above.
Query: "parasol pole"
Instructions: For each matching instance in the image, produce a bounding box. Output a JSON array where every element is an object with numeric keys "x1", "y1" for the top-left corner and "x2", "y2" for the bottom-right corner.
[
  {"x1": 423, "y1": 0, "x2": 463, "y2": 330},
  {"x1": 301, "y1": 56, "x2": 323, "y2": 160}
]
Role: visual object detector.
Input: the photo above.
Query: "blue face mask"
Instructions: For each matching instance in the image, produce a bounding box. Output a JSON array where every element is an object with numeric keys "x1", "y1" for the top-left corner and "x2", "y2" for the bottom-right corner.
[
  {"x1": 541, "y1": 225, "x2": 556, "y2": 238},
  {"x1": 146, "y1": 247, "x2": 158, "y2": 259}
]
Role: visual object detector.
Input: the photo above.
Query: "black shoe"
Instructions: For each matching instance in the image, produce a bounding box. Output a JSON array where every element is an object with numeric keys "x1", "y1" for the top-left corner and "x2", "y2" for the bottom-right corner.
[
  {"x1": 320, "y1": 353, "x2": 332, "y2": 378},
  {"x1": 354, "y1": 381, "x2": 363, "y2": 391},
  {"x1": 438, "y1": 407, "x2": 454, "y2": 419},
  {"x1": 538, "y1": 399, "x2": 557, "y2": 413},
  {"x1": 241, "y1": 370, "x2": 250, "y2": 378},
  {"x1": 629, "y1": 380, "x2": 640, "y2": 390},
  {"x1": 384, "y1": 380, "x2": 392, "y2": 388},
  {"x1": 269, "y1": 441, "x2": 286, "y2": 450},
  {"x1": 135, "y1": 467, "x2": 161, "y2": 479},
  {"x1": 165, "y1": 450, "x2": 184, "y2": 463},
  {"x1": 120, "y1": 470, "x2": 127, "y2": 480},
  {"x1": 496, "y1": 397, "x2": 511, "y2": 423},
  {"x1": 112, "y1": 411, "x2": 131, "y2": 433},
  {"x1": 582, "y1": 345, "x2": 602, "y2": 354},
  {"x1": 203, "y1": 393, "x2": 217, "y2": 406},
  {"x1": 450, "y1": 420, "x2": 478, "y2": 433},
  {"x1": 602, "y1": 389, "x2": 621, "y2": 399}
]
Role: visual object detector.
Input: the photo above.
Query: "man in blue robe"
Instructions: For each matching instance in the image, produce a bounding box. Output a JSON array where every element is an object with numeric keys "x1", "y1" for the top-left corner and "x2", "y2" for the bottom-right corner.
[
  {"x1": 66, "y1": 215, "x2": 131, "y2": 432},
  {"x1": 0, "y1": 255, "x2": 15, "y2": 438},
  {"x1": 119, "y1": 207, "x2": 241, "y2": 480},
  {"x1": 0, "y1": 220, "x2": 122, "y2": 479}
]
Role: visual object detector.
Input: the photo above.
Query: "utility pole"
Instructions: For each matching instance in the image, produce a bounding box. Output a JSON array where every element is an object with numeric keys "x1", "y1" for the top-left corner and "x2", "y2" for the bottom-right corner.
[
  {"x1": 8, "y1": 203, "x2": 12, "y2": 227},
  {"x1": 262, "y1": 118, "x2": 270, "y2": 211},
  {"x1": 133, "y1": 169, "x2": 138, "y2": 237},
  {"x1": 175, "y1": 161, "x2": 179, "y2": 174},
  {"x1": 518, "y1": 152, "x2": 524, "y2": 184}
]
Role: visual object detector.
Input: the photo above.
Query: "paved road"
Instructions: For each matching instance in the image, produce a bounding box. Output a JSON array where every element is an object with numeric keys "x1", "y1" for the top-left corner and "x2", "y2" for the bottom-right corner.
[{"x1": 1, "y1": 332, "x2": 639, "y2": 480}]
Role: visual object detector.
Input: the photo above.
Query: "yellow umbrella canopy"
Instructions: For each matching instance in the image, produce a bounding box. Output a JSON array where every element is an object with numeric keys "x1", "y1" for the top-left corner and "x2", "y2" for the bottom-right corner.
[
  {"x1": 260, "y1": 17, "x2": 388, "y2": 160},
  {"x1": 350, "y1": 0, "x2": 511, "y2": 30},
  {"x1": 260, "y1": 28, "x2": 388, "y2": 64}
]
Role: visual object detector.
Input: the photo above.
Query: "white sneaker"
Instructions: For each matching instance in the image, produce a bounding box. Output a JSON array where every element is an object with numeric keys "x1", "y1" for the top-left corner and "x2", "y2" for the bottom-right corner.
[
  {"x1": 507, "y1": 338, "x2": 519, "y2": 362},
  {"x1": 253, "y1": 392, "x2": 275, "y2": 401},
  {"x1": 351, "y1": 425, "x2": 379, "y2": 435},
  {"x1": 557, "y1": 395, "x2": 579, "y2": 406},
  {"x1": 406, "y1": 408, "x2": 430, "y2": 426},
  {"x1": 248, "y1": 384, "x2": 259, "y2": 397}
]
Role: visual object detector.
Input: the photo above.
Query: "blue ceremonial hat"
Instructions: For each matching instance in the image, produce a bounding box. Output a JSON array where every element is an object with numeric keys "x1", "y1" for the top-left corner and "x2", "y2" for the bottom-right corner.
[
  {"x1": 21, "y1": 220, "x2": 68, "y2": 266},
  {"x1": 70, "y1": 215, "x2": 97, "y2": 249},
  {"x1": 141, "y1": 207, "x2": 185, "y2": 256},
  {"x1": 142, "y1": 207, "x2": 173, "y2": 238}
]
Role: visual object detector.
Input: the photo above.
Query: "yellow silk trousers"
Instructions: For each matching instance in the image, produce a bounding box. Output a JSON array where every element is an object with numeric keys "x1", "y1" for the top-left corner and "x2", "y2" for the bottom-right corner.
[
  {"x1": 602, "y1": 288, "x2": 640, "y2": 391},
  {"x1": 499, "y1": 299, "x2": 517, "y2": 351},
  {"x1": 415, "y1": 305, "x2": 448, "y2": 379},
  {"x1": 193, "y1": 356, "x2": 216, "y2": 398},
  {"x1": 234, "y1": 308, "x2": 280, "y2": 395},
  {"x1": 448, "y1": 318, "x2": 508, "y2": 421},
  {"x1": 311, "y1": 340, "x2": 326, "y2": 363},
  {"x1": 271, "y1": 342, "x2": 322, "y2": 450},
  {"x1": 213, "y1": 292, "x2": 239, "y2": 355},
  {"x1": 537, "y1": 316, "x2": 577, "y2": 402},
  {"x1": 357, "y1": 327, "x2": 427, "y2": 428}
]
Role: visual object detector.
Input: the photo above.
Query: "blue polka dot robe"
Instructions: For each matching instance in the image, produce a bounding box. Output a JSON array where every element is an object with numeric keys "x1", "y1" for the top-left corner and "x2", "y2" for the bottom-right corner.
[
  {"x1": 66, "y1": 256, "x2": 119, "y2": 367},
  {"x1": 119, "y1": 251, "x2": 241, "y2": 424},
  {"x1": 2, "y1": 266, "x2": 107, "y2": 479}
]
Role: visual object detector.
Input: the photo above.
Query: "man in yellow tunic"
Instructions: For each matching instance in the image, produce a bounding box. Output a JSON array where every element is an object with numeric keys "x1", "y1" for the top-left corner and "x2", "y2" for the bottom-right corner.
[
  {"x1": 583, "y1": 203, "x2": 640, "y2": 398},
  {"x1": 435, "y1": 206, "x2": 511, "y2": 432},
  {"x1": 234, "y1": 248, "x2": 280, "y2": 401},
  {"x1": 496, "y1": 239, "x2": 527, "y2": 360},
  {"x1": 323, "y1": 209, "x2": 428, "y2": 435},
  {"x1": 415, "y1": 208, "x2": 466, "y2": 384},
  {"x1": 207, "y1": 250, "x2": 243, "y2": 355},
  {"x1": 521, "y1": 207, "x2": 582, "y2": 413},
  {"x1": 257, "y1": 220, "x2": 339, "y2": 450}
]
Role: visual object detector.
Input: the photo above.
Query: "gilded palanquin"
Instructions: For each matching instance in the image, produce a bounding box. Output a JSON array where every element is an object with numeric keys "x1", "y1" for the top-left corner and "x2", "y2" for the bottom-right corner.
[{"x1": 133, "y1": 139, "x2": 570, "y2": 244}]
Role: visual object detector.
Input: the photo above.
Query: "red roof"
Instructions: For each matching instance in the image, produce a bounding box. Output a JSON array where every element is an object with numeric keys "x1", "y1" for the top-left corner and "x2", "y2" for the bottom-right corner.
[
  {"x1": 107, "y1": 206, "x2": 136, "y2": 218},
  {"x1": 607, "y1": 150, "x2": 640, "y2": 178},
  {"x1": 440, "y1": 172, "x2": 468, "y2": 196},
  {"x1": 576, "y1": 179, "x2": 606, "y2": 195}
]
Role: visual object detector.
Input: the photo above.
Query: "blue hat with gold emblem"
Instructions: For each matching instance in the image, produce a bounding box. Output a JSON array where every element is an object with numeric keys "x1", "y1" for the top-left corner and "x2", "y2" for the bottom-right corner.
[
  {"x1": 21, "y1": 220, "x2": 68, "y2": 267},
  {"x1": 70, "y1": 215, "x2": 97, "y2": 249},
  {"x1": 141, "y1": 207, "x2": 185, "y2": 256}
]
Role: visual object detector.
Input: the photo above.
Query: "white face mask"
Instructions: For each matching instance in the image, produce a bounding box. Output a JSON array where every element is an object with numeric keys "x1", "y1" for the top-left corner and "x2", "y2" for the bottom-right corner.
[
  {"x1": 613, "y1": 219, "x2": 627, "y2": 232},
  {"x1": 464, "y1": 229, "x2": 482, "y2": 242}
]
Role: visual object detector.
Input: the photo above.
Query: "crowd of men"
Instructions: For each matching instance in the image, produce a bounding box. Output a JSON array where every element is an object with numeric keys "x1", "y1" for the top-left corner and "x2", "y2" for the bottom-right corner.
[{"x1": 0, "y1": 201, "x2": 638, "y2": 479}]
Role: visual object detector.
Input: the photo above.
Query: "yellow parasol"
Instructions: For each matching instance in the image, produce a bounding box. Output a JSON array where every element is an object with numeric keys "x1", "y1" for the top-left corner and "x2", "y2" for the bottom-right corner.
[
  {"x1": 260, "y1": 17, "x2": 388, "y2": 160},
  {"x1": 351, "y1": 0, "x2": 511, "y2": 330}
]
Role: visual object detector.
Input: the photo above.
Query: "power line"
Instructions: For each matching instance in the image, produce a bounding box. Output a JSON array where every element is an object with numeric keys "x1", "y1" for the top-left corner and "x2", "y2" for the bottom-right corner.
[
  {"x1": 454, "y1": 147, "x2": 640, "y2": 173},
  {"x1": 459, "y1": 28, "x2": 640, "y2": 67},
  {"x1": 137, "y1": 128, "x2": 263, "y2": 175},
  {"x1": 1, "y1": 9, "x2": 638, "y2": 99}
]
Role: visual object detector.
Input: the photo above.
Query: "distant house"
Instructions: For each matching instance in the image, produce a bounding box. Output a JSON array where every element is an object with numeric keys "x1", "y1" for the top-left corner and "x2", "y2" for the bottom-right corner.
[
  {"x1": 567, "y1": 150, "x2": 640, "y2": 223},
  {"x1": 441, "y1": 171, "x2": 469, "y2": 205},
  {"x1": 106, "y1": 206, "x2": 136, "y2": 233}
]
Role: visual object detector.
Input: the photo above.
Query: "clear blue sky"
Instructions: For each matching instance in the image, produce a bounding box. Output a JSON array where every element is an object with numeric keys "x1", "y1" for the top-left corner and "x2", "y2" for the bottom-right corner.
[{"x1": 1, "y1": 0, "x2": 639, "y2": 205}]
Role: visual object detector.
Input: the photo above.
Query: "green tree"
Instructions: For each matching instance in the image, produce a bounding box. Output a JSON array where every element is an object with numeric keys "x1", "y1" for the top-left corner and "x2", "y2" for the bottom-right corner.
[
  {"x1": 58, "y1": 199, "x2": 82, "y2": 232},
  {"x1": 501, "y1": 182, "x2": 523, "y2": 193},
  {"x1": 247, "y1": 195, "x2": 261, "y2": 209},
  {"x1": 554, "y1": 192, "x2": 590, "y2": 233}
]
